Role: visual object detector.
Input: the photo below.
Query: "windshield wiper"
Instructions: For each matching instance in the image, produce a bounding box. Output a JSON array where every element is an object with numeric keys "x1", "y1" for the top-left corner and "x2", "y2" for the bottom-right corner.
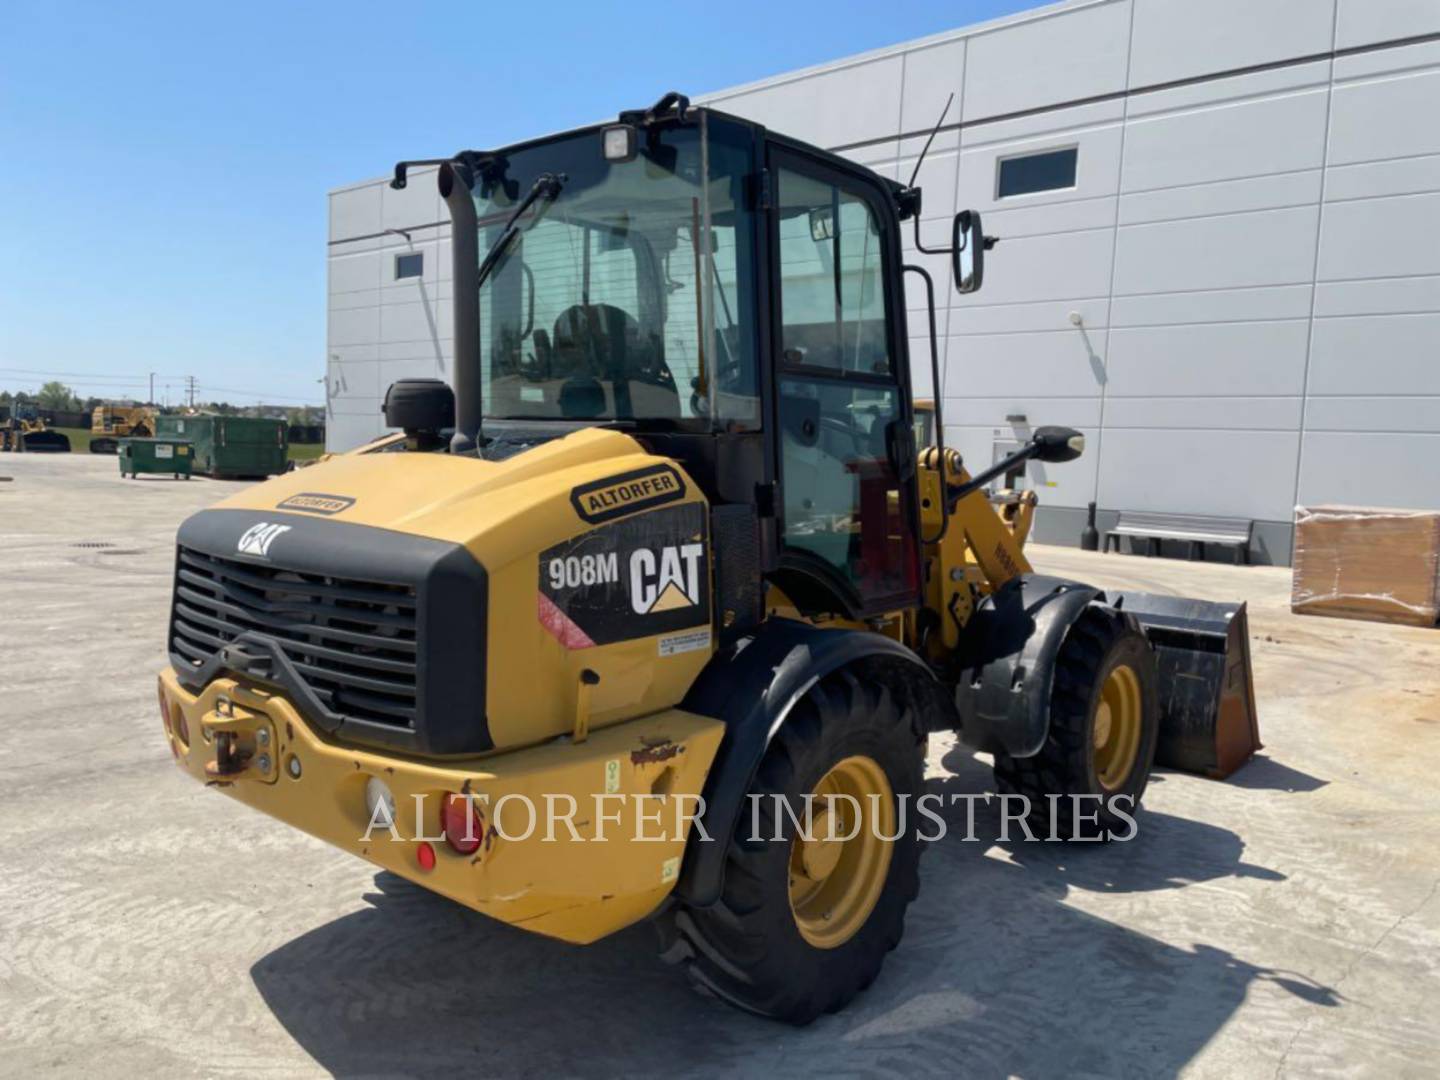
[{"x1": 475, "y1": 172, "x2": 566, "y2": 290}]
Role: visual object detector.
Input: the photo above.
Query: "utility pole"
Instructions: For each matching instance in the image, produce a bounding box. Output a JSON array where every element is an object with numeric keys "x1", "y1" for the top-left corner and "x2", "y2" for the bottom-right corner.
[
  {"x1": 186, "y1": 375, "x2": 196, "y2": 409},
  {"x1": 149, "y1": 372, "x2": 155, "y2": 405}
]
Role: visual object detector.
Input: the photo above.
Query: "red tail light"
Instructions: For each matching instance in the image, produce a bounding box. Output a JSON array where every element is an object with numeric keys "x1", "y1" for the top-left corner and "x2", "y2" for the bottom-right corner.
[
  {"x1": 416, "y1": 841, "x2": 436, "y2": 872},
  {"x1": 170, "y1": 703, "x2": 189, "y2": 748},
  {"x1": 441, "y1": 793, "x2": 485, "y2": 854}
]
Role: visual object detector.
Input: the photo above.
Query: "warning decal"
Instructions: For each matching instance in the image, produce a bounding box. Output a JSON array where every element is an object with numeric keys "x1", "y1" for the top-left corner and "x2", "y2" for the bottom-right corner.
[
  {"x1": 659, "y1": 628, "x2": 711, "y2": 657},
  {"x1": 538, "y1": 502, "x2": 709, "y2": 648}
]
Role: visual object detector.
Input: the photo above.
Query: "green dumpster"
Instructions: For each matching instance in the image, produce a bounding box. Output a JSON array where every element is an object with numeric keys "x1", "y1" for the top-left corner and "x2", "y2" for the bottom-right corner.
[
  {"x1": 154, "y1": 415, "x2": 288, "y2": 478},
  {"x1": 118, "y1": 437, "x2": 194, "y2": 479}
]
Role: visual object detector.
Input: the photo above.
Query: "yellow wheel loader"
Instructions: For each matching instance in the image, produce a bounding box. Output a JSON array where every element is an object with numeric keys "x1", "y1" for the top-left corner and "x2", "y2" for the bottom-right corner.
[
  {"x1": 157, "y1": 93, "x2": 1256, "y2": 1023},
  {"x1": 0, "y1": 403, "x2": 70, "y2": 452},
  {"x1": 90, "y1": 404, "x2": 158, "y2": 454}
]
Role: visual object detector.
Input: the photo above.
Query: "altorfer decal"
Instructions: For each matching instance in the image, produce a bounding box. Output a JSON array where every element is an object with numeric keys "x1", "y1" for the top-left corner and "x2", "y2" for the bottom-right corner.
[
  {"x1": 570, "y1": 464, "x2": 686, "y2": 524},
  {"x1": 276, "y1": 492, "x2": 357, "y2": 516}
]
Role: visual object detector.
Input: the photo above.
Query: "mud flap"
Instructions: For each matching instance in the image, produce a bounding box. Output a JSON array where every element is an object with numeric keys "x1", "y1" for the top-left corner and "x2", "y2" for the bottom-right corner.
[{"x1": 1109, "y1": 593, "x2": 1261, "y2": 779}]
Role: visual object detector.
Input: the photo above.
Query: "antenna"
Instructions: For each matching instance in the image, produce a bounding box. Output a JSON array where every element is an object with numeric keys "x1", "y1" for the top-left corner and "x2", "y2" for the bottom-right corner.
[{"x1": 907, "y1": 93, "x2": 955, "y2": 190}]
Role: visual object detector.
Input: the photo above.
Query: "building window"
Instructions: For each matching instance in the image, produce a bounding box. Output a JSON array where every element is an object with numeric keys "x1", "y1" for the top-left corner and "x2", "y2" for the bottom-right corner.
[
  {"x1": 395, "y1": 252, "x2": 423, "y2": 279},
  {"x1": 997, "y1": 147, "x2": 1078, "y2": 198}
]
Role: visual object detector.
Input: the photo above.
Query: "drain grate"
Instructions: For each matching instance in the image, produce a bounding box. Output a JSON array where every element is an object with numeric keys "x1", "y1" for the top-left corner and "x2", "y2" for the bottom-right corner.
[{"x1": 73, "y1": 541, "x2": 116, "y2": 549}]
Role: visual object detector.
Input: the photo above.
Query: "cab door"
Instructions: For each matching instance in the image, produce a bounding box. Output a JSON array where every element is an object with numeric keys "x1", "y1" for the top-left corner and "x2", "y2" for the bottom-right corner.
[{"x1": 767, "y1": 148, "x2": 920, "y2": 618}]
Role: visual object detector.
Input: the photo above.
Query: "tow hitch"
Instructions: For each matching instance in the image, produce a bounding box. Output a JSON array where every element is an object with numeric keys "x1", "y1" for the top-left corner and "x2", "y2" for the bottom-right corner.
[{"x1": 202, "y1": 698, "x2": 278, "y2": 784}]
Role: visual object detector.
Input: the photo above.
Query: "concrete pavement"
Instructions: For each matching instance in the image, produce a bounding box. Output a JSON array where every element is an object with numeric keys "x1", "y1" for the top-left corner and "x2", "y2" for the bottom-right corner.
[{"x1": 1, "y1": 453, "x2": 1437, "y2": 1078}]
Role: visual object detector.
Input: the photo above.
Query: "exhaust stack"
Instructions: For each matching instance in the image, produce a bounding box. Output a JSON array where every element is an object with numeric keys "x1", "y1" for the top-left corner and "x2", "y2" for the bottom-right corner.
[{"x1": 438, "y1": 161, "x2": 481, "y2": 455}]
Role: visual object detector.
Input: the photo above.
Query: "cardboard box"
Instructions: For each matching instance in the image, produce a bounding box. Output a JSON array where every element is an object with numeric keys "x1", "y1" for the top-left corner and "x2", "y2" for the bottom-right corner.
[{"x1": 1292, "y1": 506, "x2": 1440, "y2": 628}]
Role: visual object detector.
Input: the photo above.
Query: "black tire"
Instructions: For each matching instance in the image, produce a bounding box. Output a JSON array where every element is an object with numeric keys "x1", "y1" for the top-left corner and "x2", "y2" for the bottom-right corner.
[
  {"x1": 992, "y1": 607, "x2": 1159, "y2": 840},
  {"x1": 657, "y1": 665, "x2": 926, "y2": 1024}
]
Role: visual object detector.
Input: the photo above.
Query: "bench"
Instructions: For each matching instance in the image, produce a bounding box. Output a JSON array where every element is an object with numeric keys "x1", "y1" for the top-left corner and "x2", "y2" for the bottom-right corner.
[{"x1": 1104, "y1": 511, "x2": 1253, "y2": 565}]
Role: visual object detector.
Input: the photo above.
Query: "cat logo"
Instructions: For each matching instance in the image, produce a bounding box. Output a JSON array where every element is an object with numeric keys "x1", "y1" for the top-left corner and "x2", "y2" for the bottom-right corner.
[
  {"x1": 630, "y1": 543, "x2": 704, "y2": 615},
  {"x1": 537, "y1": 503, "x2": 709, "y2": 648},
  {"x1": 237, "y1": 521, "x2": 291, "y2": 558}
]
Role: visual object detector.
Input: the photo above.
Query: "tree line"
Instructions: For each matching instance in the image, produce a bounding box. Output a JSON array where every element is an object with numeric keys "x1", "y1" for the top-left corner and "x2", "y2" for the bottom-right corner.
[{"x1": 0, "y1": 382, "x2": 321, "y2": 424}]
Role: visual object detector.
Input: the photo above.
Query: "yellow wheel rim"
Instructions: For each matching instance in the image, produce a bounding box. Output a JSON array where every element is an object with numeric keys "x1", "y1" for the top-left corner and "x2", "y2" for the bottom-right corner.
[
  {"x1": 1093, "y1": 664, "x2": 1143, "y2": 791},
  {"x1": 788, "y1": 755, "x2": 894, "y2": 950}
]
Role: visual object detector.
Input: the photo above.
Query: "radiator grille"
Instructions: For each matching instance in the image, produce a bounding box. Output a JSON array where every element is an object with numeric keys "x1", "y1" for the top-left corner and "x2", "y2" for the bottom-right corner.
[{"x1": 170, "y1": 546, "x2": 418, "y2": 728}]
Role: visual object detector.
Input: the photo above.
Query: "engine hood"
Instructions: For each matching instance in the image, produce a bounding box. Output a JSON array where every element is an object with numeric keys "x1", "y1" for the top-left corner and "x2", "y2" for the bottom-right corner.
[
  {"x1": 207, "y1": 427, "x2": 662, "y2": 562},
  {"x1": 170, "y1": 425, "x2": 715, "y2": 758}
]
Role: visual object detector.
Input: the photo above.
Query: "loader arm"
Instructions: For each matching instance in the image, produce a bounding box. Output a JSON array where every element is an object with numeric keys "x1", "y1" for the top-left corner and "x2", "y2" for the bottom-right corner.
[{"x1": 915, "y1": 446, "x2": 1033, "y2": 656}]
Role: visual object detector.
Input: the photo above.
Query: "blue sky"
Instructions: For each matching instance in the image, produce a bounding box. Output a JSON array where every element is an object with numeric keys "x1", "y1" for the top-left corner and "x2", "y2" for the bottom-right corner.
[{"x1": 0, "y1": 0, "x2": 1037, "y2": 407}]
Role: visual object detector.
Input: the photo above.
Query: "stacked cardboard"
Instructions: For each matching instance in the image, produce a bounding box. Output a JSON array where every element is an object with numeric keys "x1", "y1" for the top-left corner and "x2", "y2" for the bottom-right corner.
[{"x1": 1292, "y1": 506, "x2": 1440, "y2": 628}]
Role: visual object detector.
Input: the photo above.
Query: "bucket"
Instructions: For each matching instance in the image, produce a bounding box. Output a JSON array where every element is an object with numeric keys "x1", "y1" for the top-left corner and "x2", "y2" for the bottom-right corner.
[{"x1": 1110, "y1": 593, "x2": 1261, "y2": 779}]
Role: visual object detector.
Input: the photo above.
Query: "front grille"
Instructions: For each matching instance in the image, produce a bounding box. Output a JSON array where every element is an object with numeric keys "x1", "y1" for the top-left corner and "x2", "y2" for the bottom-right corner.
[{"x1": 171, "y1": 546, "x2": 419, "y2": 728}]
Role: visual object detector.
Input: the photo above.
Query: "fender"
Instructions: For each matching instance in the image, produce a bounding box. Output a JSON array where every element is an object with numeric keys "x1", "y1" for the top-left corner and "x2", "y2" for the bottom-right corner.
[
  {"x1": 673, "y1": 618, "x2": 942, "y2": 908},
  {"x1": 952, "y1": 573, "x2": 1110, "y2": 757}
]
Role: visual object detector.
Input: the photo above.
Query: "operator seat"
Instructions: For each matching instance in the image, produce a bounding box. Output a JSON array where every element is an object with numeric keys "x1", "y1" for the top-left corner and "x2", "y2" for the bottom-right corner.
[
  {"x1": 552, "y1": 303, "x2": 636, "y2": 380},
  {"x1": 551, "y1": 303, "x2": 679, "y2": 419}
]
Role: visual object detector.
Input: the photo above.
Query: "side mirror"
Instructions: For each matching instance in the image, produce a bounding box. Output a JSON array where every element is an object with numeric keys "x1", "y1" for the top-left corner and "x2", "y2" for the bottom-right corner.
[
  {"x1": 1031, "y1": 425, "x2": 1085, "y2": 464},
  {"x1": 953, "y1": 209, "x2": 985, "y2": 294}
]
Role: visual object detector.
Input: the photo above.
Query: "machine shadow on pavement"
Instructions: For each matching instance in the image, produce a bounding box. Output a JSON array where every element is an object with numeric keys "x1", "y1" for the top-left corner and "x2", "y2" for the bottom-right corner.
[{"x1": 251, "y1": 750, "x2": 1338, "y2": 1079}]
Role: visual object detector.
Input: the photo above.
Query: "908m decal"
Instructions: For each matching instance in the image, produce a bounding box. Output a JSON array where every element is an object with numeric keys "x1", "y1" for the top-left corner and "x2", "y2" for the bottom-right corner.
[{"x1": 538, "y1": 502, "x2": 709, "y2": 649}]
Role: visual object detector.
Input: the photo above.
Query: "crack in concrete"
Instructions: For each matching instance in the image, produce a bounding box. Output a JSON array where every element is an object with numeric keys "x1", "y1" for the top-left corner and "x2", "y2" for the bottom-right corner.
[{"x1": 1272, "y1": 873, "x2": 1440, "y2": 1078}]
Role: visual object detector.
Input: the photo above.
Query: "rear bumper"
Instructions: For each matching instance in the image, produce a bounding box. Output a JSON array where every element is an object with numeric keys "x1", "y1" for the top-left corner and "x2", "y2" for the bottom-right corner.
[{"x1": 157, "y1": 667, "x2": 724, "y2": 944}]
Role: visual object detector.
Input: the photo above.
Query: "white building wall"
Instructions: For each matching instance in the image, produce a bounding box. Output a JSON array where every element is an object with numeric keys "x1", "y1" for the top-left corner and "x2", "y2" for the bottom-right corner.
[
  {"x1": 326, "y1": 168, "x2": 453, "y2": 452},
  {"x1": 326, "y1": 0, "x2": 1440, "y2": 563}
]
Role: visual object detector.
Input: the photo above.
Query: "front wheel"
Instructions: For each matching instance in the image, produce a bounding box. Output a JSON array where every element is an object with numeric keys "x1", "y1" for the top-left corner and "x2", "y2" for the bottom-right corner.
[
  {"x1": 658, "y1": 666, "x2": 926, "y2": 1024},
  {"x1": 992, "y1": 606, "x2": 1159, "y2": 839}
]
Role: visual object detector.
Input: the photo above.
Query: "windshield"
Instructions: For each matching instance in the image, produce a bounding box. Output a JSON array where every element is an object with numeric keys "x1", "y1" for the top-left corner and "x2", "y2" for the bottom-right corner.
[{"x1": 470, "y1": 115, "x2": 759, "y2": 429}]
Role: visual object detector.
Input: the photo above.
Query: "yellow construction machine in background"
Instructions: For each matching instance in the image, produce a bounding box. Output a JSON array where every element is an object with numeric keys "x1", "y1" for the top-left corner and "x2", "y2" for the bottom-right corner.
[
  {"x1": 0, "y1": 404, "x2": 70, "y2": 452},
  {"x1": 89, "y1": 405, "x2": 158, "y2": 454}
]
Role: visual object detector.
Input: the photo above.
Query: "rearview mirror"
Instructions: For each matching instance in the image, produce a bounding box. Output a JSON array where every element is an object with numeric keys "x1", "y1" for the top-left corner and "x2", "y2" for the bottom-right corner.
[
  {"x1": 1031, "y1": 425, "x2": 1085, "y2": 464},
  {"x1": 953, "y1": 209, "x2": 985, "y2": 294}
]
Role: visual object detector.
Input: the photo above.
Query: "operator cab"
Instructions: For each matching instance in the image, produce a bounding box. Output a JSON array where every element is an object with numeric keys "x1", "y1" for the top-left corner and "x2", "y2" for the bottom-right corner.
[{"x1": 390, "y1": 93, "x2": 991, "y2": 628}]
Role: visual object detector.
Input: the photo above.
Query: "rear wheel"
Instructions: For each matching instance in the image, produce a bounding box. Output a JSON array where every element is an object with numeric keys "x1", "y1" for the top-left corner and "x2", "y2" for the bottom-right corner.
[
  {"x1": 659, "y1": 666, "x2": 925, "y2": 1024},
  {"x1": 992, "y1": 607, "x2": 1158, "y2": 839}
]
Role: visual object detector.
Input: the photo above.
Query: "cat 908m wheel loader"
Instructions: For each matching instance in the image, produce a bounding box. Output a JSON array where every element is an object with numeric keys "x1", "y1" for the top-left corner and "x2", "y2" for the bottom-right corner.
[{"x1": 157, "y1": 93, "x2": 1257, "y2": 1022}]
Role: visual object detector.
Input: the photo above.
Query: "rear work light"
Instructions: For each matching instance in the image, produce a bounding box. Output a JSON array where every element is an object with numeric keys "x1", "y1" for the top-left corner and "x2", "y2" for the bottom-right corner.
[
  {"x1": 441, "y1": 792, "x2": 485, "y2": 855},
  {"x1": 601, "y1": 124, "x2": 637, "y2": 162}
]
